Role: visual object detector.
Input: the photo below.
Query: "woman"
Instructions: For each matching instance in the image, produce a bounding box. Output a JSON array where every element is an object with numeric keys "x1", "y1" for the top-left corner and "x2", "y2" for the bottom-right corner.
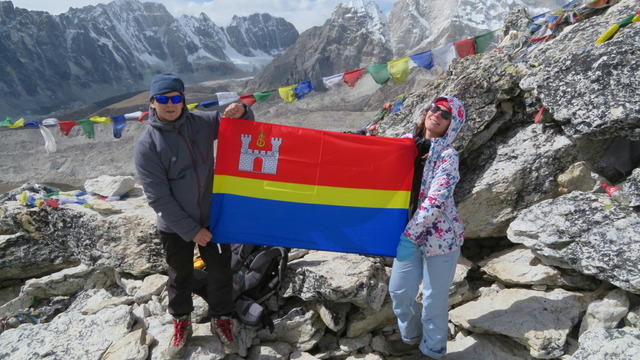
[{"x1": 387, "y1": 96, "x2": 466, "y2": 359}]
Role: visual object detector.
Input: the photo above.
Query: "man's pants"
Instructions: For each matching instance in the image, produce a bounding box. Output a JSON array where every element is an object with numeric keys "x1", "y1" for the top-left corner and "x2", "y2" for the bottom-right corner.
[{"x1": 159, "y1": 230, "x2": 234, "y2": 318}]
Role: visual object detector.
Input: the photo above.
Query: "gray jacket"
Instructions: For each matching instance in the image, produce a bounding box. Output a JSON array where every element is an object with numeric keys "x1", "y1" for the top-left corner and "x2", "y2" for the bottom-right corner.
[{"x1": 134, "y1": 103, "x2": 254, "y2": 242}]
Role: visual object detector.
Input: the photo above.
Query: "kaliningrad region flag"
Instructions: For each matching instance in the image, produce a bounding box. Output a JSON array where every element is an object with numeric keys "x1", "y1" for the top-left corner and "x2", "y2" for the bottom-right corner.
[{"x1": 210, "y1": 118, "x2": 417, "y2": 257}]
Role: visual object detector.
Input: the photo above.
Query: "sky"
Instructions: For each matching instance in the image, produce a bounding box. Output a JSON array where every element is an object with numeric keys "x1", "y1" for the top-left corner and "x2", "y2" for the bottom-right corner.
[{"x1": 10, "y1": 0, "x2": 396, "y2": 32}]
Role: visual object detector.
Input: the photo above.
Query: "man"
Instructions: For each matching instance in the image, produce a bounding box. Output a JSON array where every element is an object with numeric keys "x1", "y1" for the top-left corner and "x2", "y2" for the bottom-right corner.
[{"x1": 134, "y1": 73, "x2": 254, "y2": 357}]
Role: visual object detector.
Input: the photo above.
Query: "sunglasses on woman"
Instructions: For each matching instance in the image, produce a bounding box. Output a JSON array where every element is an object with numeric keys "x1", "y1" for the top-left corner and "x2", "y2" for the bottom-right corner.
[
  {"x1": 423, "y1": 104, "x2": 452, "y2": 121},
  {"x1": 153, "y1": 95, "x2": 184, "y2": 104}
]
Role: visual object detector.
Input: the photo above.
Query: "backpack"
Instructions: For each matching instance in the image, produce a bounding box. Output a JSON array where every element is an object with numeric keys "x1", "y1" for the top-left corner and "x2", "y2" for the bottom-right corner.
[{"x1": 230, "y1": 244, "x2": 289, "y2": 332}]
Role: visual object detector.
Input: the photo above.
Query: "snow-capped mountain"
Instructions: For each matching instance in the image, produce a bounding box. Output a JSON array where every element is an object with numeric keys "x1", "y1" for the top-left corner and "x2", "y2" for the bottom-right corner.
[
  {"x1": 388, "y1": 0, "x2": 567, "y2": 57},
  {"x1": 246, "y1": 0, "x2": 566, "y2": 94},
  {"x1": 246, "y1": 0, "x2": 393, "y2": 92},
  {"x1": 0, "y1": 0, "x2": 298, "y2": 117}
]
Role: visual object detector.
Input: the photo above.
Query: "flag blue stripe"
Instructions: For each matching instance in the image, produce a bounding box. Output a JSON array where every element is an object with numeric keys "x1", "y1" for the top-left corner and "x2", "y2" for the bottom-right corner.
[{"x1": 210, "y1": 193, "x2": 406, "y2": 257}]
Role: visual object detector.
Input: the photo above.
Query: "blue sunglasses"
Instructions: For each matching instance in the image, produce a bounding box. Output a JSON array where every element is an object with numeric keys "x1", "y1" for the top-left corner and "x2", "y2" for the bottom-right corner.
[{"x1": 153, "y1": 95, "x2": 184, "y2": 104}]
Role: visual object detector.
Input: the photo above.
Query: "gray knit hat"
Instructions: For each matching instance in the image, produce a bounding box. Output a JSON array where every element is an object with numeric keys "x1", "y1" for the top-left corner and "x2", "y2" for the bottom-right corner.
[{"x1": 149, "y1": 73, "x2": 184, "y2": 100}]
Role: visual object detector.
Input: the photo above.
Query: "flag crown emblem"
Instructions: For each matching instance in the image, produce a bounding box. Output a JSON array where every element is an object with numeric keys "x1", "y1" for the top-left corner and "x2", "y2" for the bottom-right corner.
[{"x1": 239, "y1": 133, "x2": 282, "y2": 174}]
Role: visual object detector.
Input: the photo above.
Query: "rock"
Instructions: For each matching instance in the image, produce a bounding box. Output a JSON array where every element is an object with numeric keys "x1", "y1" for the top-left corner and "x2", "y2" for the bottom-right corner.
[
  {"x1": 0, "y1": 304, "x2": 133, "y2": 359},
  {"x1": 507, "y1": 191, "x2": 640, "y2": 294},
  {"x1": 84, "y1": 175, "x2": 136, "y2": 198},
  {"x1": 282, "y1": 251, "x2": 388, "y2": 312},
  {"x1": 102, "y1": 328, "x2": 154, "y2": 360},
  {"x1": 579, "y1": 288, "x2": 630, "y2": 336},
  {"x1": 566, "y1": 327, "x2": 640, "y2": 360},
  {"x1": 449, "y1": 288, "x2": 587, "y2": 358},
  {"x1": 479, "y1": 245, "x2": 598, "y2": 289}
]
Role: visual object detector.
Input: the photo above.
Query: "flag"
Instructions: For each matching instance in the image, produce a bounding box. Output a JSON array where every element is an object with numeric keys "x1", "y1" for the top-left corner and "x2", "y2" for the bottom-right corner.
[
  {"x1": 210, "y1": 119, "x2": 417, "y2": 257},
  {"x1": 432, "y1": 43, "x2": 457, "y2": 72},
  {"x1": 253, "y1": 90, "x2": 276, "y2": 104},
  {"x1": 323, "y1": 73, "x2": 344, "y2": 89},
  {"x1": 366, "y1": 64, "x2": 391, "y2": 86},
  {"x1": 387, "y1": 57, "x2": 411, "y2": 84},
  {"x1": 293, "y1": 81, "x2": 315, "y2": 100},
  {"x1": 240, "y1": 94, "x2": 257, "y2": 107},
  {"x1": 279, "y1": 84, "x2": 298, "y2": 103},
  {"x1": 410, "y1": 50, "x2": 434, "y2": 70},
  {"x1": 454, "y1": 38, "x2": 475, "y2": 58},
  {"x1": 343, "y1": 68, "x2": 366, "y2": 88}
]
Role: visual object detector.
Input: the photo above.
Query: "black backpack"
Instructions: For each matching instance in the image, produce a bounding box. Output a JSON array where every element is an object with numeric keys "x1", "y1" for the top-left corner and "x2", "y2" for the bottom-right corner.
[{"x1": 230, "y1": 244, "x2": 289, "y2": 332}]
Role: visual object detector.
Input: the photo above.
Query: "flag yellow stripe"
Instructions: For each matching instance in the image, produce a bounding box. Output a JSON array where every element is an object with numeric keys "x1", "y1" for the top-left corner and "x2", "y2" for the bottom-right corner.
[{"x1": 213, "y1": 174, "x2": 410, "y2": 209}]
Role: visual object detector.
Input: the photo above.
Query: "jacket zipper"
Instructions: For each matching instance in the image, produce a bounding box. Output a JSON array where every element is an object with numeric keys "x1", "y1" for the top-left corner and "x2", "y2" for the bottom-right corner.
[
  {"x1": 442, "y1": 211, "x2": 461, "y2": 240},
  {"x1": 175, "y1": 128, "x2": 203, "y2": 225}
]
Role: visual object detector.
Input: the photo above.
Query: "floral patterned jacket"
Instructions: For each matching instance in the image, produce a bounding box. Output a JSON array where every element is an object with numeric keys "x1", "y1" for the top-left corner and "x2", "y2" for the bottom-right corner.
[{"x1": 403, "y1": 96, "x2": 466, "y2": 258}]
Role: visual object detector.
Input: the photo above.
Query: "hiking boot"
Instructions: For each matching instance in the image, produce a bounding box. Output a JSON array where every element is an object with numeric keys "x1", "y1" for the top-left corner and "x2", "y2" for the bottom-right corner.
[
  {"x1": 211, "y1": 316, "x2": 238, "y2": 353},
  {"x1": 165, "y1": 315, "x2": 192, "y2": 358},
  {"x1": 386, "y1": 339, "x2": 420, "y2": 355}
]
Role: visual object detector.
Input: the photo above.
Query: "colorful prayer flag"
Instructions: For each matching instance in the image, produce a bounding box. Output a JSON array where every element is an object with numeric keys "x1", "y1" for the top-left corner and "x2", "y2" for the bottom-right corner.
[
  {"x1": 409, "y1": 51, "x2": 434, "y2": 70},
  {"x1": 111, "y1": 115, "x2": 126, "y2": 138},
  {"x1": 278, "y1": 84, "x2": 298, "y2": 103},
  {"x1": 366, "y1": 64, "x2": 391, "y2": 86},
  {"x1": 387, "y1": 57, "x2": 411, "y2": 84},
  {"x1": 454, "y1": 38, "x2": 475, "y2": 58},
  {"x1": 59, "y1": 121, "x2": 77, "y2": 136},
  {"x1": 323, "y1": 73, "x2": 344, "y2": 89},
  {"x1": 474, "y1": 30, "x2": 498, "y2": 53},
  {"x1": 343, "y1": 68, "x2": 366, "y2": 88},
  {"x1": 210, "y1": 119, "x2": 417, "y2": 257},
  {"x1": 432, "y1": 43, "x2": 457, "y2": 71},
  {"x1": 293, "y1": 81, "x2": 315, "y2": 100},
  {"x1": 253, "y1": 90, "x2": 276, "y2": 104},
  {"x1": 240, "y1": 94, "x2": 257, "y2": 107}
]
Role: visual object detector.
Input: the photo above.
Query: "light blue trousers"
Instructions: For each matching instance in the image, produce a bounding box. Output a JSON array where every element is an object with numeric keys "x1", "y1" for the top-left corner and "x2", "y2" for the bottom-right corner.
[{"x1": 388, "y1": 247, "x2": 460, "y2": 359}]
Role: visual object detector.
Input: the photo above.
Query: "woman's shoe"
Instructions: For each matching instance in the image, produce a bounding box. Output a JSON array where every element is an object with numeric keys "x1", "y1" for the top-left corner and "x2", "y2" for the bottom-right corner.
[{"x1": 386, "y1": 339, "x2": 420, "y2": 355}]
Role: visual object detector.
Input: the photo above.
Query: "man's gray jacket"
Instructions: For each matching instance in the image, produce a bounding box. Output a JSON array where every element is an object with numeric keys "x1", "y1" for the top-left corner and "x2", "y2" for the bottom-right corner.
[{"x1": 134, "y1": 104, "x2": 254, "y2": 242}]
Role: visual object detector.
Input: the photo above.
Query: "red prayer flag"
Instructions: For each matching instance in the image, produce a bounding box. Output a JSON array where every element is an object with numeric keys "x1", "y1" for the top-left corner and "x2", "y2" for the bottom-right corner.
[
  {"x1": 343, "y1": 68, "x2": 366, "y2": 88},
  {"x1": 58, "y1": 121, "x2": 77, "y2": 136},
  {"x1": 454, "y1": 38, "x2": 475, "y2": 58},
  {"x1": 240, "y1": 94, "x2": 257, "y2": 107}
]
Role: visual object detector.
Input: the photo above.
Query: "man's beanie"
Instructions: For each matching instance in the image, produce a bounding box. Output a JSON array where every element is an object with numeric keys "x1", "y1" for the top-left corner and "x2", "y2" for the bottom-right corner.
[{"x1": 149, "y1": 73, "x2": 184, "y2": 100}]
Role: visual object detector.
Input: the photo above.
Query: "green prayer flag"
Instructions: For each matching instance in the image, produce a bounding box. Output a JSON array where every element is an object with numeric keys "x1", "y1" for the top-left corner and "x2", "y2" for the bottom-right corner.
[
  {"x1": 78, "y1": 119, "x2": 95, "y2": 139},
  {"x1": 1, "y1": 116, "x2": 13, "y2": 127},
  {"x1": 253, "y1": 90, "x2": 276, "y2": 104},
  {"x1": 474, "y1": 30, "x2": 498, "y2": 54},
  {"x1": 617, "y1": 14, "x2": 636, "y2": 28},
  {"x1": 365, "y1": 64, "x2": 391, "y2": 86}
]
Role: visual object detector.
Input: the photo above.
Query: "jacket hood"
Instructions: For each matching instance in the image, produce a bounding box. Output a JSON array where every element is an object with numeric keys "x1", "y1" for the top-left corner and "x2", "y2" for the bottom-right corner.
[{"x1": 428, "y1": 95, "x2": 465, "y2": 156}]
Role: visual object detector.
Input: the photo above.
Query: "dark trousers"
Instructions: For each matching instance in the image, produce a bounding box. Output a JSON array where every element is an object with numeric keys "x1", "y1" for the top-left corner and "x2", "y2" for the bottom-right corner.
[{"x1": 159, "y1": 230, "x2": 234, "y2": 318}]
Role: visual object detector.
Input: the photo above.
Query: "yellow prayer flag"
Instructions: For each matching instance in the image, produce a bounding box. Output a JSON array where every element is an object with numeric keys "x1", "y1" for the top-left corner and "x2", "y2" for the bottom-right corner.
[
  {"x1": 387, "y1": 57, "x2": 411, "y2": 84},
  {"x1": 187, "y1": 103, "x2": 198, "y2": 111},
  {"x1": 7, "y1": 118, "x2": 25, "y2": 128},
  {"x1": 90, "y1": 116, "x2": 112, "y2": 125},
  {"x1": 595, "y1": 24, "x2": 619, "y2": 44},
  {"x1": 278, "y1": 84, "x2": 298, "y2": 103}
]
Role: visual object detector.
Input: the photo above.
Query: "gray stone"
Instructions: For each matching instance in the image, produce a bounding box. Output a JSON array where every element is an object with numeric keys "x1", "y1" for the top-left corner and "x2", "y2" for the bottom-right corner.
[
  {"x1": 449, "y1": 288, "x2": 587, "y2": 358},
  {"x1": 566, "y1": 327, "x2": 640, "y2": 360}
]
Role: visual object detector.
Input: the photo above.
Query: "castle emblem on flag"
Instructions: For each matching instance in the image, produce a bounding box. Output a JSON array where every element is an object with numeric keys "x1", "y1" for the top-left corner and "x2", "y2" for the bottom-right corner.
[{"x1": 238, "y1": 133, "x2": 282, "y2": 174}]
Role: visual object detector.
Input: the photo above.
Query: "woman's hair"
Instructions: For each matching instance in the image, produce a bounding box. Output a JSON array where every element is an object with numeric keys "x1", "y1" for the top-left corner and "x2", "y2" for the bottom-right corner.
[{"x1": 415, "y1": 116, "x2": 426, "y2": 138}]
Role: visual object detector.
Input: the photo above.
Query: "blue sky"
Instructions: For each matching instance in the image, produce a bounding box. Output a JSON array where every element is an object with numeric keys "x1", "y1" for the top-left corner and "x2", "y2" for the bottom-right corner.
[{"x1": 10, "y1": 0, "x2": 396, "y2": 32}]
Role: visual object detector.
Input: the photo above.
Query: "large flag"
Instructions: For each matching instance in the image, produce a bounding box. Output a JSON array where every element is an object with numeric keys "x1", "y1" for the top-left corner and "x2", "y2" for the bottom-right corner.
[{"x1": 210, "y1": 118, "x2": 417, "y2": 257}]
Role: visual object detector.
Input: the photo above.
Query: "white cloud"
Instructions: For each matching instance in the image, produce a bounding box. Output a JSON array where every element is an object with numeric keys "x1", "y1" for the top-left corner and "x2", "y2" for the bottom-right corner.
[{"x1": 10, "y1": 0, "x2": 396, "y2": 32}]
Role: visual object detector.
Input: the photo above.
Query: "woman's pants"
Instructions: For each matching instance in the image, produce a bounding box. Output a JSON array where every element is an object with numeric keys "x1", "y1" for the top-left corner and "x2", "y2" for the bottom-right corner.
[
  {"x1": 160, "y1": 230, "x2": 234, "y2": 318},
  {"x1": 388, "y1": 247, "x2": 460, "y2": 359}
]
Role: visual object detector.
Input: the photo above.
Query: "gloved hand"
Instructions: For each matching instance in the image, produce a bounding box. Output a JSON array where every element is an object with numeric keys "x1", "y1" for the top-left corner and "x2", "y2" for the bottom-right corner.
[{"x1": 396, "y1": 234, "x2": 415, "y2": 261}]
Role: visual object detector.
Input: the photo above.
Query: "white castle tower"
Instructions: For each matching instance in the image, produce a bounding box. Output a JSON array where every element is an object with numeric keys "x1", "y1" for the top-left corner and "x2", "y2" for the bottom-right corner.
[{"x1": 238, "y1": 134, "x2": 282, "y2": 174}]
